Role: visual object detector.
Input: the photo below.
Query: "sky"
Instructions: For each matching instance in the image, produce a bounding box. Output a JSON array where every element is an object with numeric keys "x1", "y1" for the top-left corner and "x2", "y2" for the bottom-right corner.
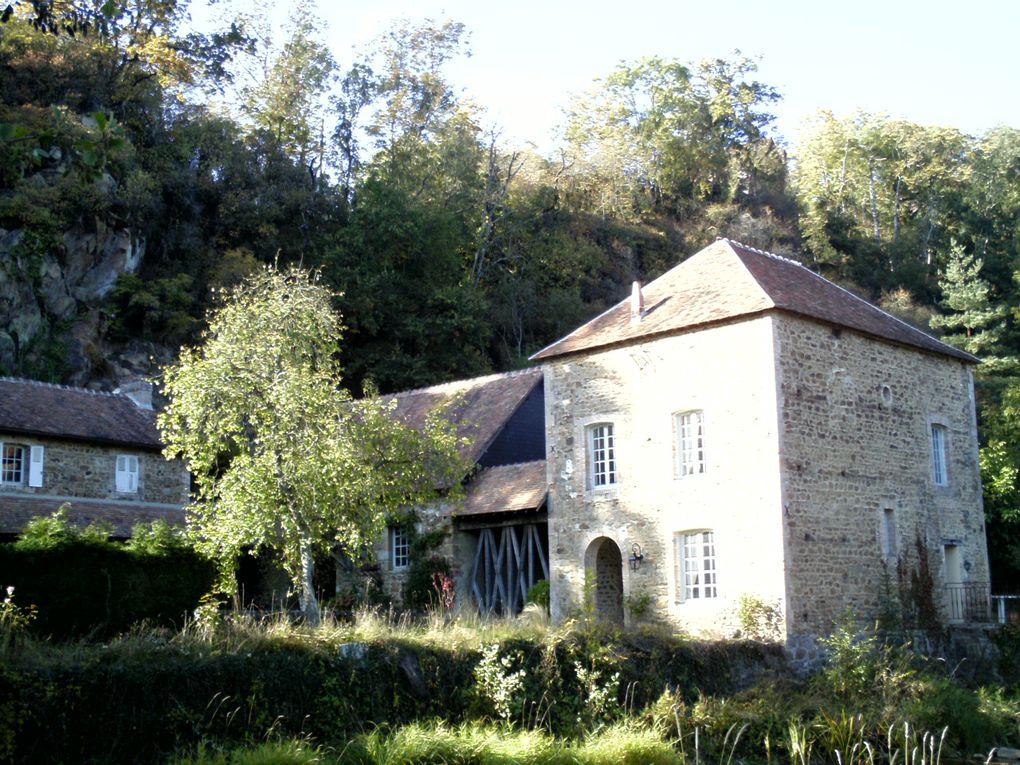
[{"x1": 196, "y1": 0, "x2": 1020, "y2": 152}]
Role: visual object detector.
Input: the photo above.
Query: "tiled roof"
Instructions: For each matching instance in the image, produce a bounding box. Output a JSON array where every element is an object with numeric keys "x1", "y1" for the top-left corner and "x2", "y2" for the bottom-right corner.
[
  {"x1": 0, "y1": 494, "x2": 184, "y2": 537},
  {"x1": 531, "y1": 239, "x2": 976, "y2": 363},
  {"x1": 454, "y1": 460, "x2": 547, "y2": 517},
  {"x1": 389, "y1": 368, "x2": 544, "y2": 468},
  {"x1": 0, "y1": 378, "x2": 163, "y2": 449}
]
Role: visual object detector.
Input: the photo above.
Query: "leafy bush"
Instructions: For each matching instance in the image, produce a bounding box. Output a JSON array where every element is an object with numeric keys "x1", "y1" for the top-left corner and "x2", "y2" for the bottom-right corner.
[
  {"x1": 1, "y1": 510, "x2": 216, "y2": 637},
  {"x1": 527, "y1": 579, "x2": 550, "y2": 611},
  {"x1": 403, "y1": 554, "x2": 452, "y2": 612}
]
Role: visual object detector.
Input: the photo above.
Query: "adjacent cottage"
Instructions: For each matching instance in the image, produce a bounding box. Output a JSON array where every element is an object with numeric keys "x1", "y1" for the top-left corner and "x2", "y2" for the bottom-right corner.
[
  {"x1": 0, "y1": 378, "x2": 189, "y2": 537},
  {"x1": 378, "y1": 239, "x2": 990, "y2": 656},
  {"x1": 376, "y1": 368, "x2": 548, "y2": 612}
]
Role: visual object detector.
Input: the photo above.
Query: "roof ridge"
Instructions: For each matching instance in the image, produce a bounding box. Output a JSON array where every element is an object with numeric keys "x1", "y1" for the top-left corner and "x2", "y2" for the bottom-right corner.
[
  {"x1": 389, "y1": 366, "x2": 541, "y2": 398},
  {"x1": 723, "y1": 238, "x2": 972, "y2": 360},
  {"x1": 0, "y1": 376, "x2": 123, "y2": 399},
  {"x1": 723, "y1": 238, "x2": 807, "y2": 268}
]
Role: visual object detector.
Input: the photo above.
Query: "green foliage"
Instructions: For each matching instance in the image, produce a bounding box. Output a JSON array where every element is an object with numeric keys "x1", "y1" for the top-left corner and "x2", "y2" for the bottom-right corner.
[
  {"x1": 526, "y1": 579, "x2": 550, "y2": 611},
  {"x1": 624, "y1": 591, "x2": 653, "y2": 620},
  {"x1": 107, "y1": 272, "x2": 198, "y2": 345},
  {"x1": 736, "y1": 594, "x2": 783, "y2": 641},
  {"x1": 160, "y1": 265, "x2": 469, "y2": 623},
  {"x1": 815, "y1": 611, "x2": 915, "y2": 704},
  {"x1": 473, "y1": 642, "x2": 527, "y2": 723},
  {"x1": 403, "y1": 555, "x2": 453, "y2": 612},
  {"x1": 1, "y1": 510, "x2": 215, "y2": 638}
]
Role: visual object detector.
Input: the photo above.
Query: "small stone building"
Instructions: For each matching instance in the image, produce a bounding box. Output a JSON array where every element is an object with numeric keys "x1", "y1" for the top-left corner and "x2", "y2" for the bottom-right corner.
[
  {"x1": 529, "y1": 239, "x2": 990, "y2": 653},
  {"x1": 0, "y1": 378, "x2": 189, "y2": 537},
  {"x1": 380, "y1": 239, "x2": 991, "y2": 653},
  {"x1": 374, "y1": 369, "x2": 549, "y2": 612}
]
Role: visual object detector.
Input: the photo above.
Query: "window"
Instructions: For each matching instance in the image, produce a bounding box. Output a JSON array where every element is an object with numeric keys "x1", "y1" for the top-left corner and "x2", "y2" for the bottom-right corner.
[
  {"x1": 588, "y1": 423, "x2": 617, "y2": 488},
  {"x1": 1, "y1": 443, "x2": 44, "y2": 488},
  {"x1": 116, "y1": 455, "x2": 139, "y2": 493},
  {"x1": 675, "y1": 410, "x2": 706, "y2": 477},
  {"x1": 881, "y1": 508, "x2": 897, "y2": 563},
  {"x1": 931, "y1": 424, "x2": 948, "y2": 486},
  {"x1": 391, "y1": 526, "x2": 410, "y2": 569},
  {"x1": 674, "y1": 530, "x2": 718, "y2": 601},
  {"x1": 1, "y1": 443, "x2": 24, "y2": 485}
]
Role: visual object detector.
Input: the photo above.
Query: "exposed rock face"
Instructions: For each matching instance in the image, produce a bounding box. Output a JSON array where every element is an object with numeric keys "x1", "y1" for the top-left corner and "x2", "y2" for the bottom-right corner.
[{"x1": 0, "y1": 222, "x2": 146, "y2": 381}]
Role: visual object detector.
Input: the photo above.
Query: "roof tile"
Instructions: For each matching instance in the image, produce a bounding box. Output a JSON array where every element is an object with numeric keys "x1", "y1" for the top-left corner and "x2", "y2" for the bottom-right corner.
[
  {"x1": 531, "y1": 239, "x2": 975, "y2": 363},
  {"x1": 389, "y1": 368, "x2": 543, "y2": 467},
  {"x1": 0, "y1": 378, "x2": 163, "y2": 449},
  {"x1": 454, "y1": 460, "x2": 547, "y2": 517}
]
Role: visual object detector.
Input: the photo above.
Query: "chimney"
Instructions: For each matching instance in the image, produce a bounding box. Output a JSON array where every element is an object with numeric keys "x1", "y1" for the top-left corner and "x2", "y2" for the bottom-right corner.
[
  {"x1": 116, "y1": 380, "x2": 153, "y2": 410},
  {"x1": 630, "y1": 281, "x2": 643, "y2": 324}
]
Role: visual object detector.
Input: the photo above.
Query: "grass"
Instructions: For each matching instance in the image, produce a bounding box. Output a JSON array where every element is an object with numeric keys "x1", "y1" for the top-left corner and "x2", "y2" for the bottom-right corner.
[{"x1": 5, "y1": 607, "x2": 1020, "y2": 763}]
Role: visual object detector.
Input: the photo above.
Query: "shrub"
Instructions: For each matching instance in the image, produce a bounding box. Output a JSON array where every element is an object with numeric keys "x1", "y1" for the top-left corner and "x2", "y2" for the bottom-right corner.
[
  {"x1": 403, "y1": 555, "x2": 452, "y2": 612},
  {"x1": 527, "y1": 579, "x2": 550, "y2": 611},
  {"x1": 0, "y1": 511, "x2": 216, "y2": 638}
]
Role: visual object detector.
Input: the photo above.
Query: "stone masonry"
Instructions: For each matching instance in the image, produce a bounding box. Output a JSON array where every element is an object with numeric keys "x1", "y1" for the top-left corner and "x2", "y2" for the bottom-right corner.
[
  {"x1": 544, "y1": 316, "x2": 787, "y2": 636},
  {"x1": 775, "y1": 314, "x2": 987, "y2": 651}
]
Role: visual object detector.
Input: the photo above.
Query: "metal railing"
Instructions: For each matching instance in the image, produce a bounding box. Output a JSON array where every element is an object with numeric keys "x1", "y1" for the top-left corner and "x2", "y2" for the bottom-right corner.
[{"x1": 945, "y1": 581, "x2": 992, "y2": 622}]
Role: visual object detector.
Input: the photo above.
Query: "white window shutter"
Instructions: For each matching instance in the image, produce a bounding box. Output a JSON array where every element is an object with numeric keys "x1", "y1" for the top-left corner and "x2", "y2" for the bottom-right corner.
[
  {"x1": 28, "y1": 445, "x2": 44, "y2": 487},
  {"x1": 116, "y1": 455, "x2": 139, "y2": 493},
  {"x1": 116, "y1": 456, "x2": 128, "y2": 492}
]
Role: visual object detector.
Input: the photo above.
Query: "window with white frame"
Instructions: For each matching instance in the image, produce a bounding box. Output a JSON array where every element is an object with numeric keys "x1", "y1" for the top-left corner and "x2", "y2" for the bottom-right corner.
[
  {"x1": 1, "y1": 443, "x2": 25, "y2": 485},
  {"x1": 115, "y1": 454, "x2": 139, "y2": 493},
  {"x1": 675, "y1": 410, "x2": 706, "y2": 477},
  {"x1": 391, "y1": 526, "x2": 410, "y2": 569},
  {"x1": 587, "y1": 422, "x2": 617, "y2": 489},
  {"x1": 674, "y1": 530, "x2": 718, "y2": 601},
  {"x1": 931, "y1": 424, "x2": 948, "y2": 486}
]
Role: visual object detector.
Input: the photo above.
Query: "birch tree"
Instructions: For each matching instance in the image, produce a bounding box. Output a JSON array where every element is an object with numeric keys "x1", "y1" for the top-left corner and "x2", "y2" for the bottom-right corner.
[{"x1": 159, "y1": 266, "x2": 466, "y2": 624}]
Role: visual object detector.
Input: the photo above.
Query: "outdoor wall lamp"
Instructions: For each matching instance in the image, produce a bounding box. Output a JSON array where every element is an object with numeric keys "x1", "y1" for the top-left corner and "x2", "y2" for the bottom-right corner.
[{"x1": 629, "y1": 544, "x2": 644, "y2": 571}]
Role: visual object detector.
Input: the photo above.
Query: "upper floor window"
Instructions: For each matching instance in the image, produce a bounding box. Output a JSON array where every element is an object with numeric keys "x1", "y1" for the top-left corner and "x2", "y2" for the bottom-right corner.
[
  {"x1": 588, "y1": 423, "x2": 617, "y2": 489},
  {"x1": 674, "y1": 530, "x2": 718, "y2": 602},
  {"x1": 116, "y1": 455, "x2": 139, "y2": 493},
  {"x1": 391, "y1": 526, "x2": 410, "y2": 569},
  {"x1": 675, "y1": 410, "x2": 706, "y2": 477},
  {"x1": 0, "y1": 442, "x2": 43, "y2": 487},
  {"x1": 931, "y1": 424, "x2": 948, "y2": 486}
]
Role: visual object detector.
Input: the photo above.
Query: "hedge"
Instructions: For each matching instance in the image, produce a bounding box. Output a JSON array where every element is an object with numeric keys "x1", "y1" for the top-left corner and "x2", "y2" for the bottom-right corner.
[{"x1": 0, "y1": 536, "x2": 216, "y2": 638}]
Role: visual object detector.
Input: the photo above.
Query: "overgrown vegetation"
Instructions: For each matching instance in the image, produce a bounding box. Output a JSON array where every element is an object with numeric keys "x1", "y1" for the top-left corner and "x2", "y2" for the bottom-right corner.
[
  {"x1": 1, "y1": 607, "x2": 1020, "y2": 763},
  {"x1": 0, "y1": 508, "x2": 215, "y2": 638}
]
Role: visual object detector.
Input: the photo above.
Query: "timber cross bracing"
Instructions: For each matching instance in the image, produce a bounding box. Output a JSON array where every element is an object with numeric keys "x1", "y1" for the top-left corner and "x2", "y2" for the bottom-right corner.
[{"x1": 471, "y1": 523, "x2": 549, "y2": 614}]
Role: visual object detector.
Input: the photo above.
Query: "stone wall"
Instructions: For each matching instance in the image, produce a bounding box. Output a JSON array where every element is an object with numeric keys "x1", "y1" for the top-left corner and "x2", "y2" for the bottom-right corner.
[
  {"x1": 544, "y1": 316, "x2": 788, "y2": 637},
  {"x1": 774, "y1": 314, "x2": 989, "y2": 645},
  {"x1": 0, "y1": 433, "x2": 189, "y2": 507}
]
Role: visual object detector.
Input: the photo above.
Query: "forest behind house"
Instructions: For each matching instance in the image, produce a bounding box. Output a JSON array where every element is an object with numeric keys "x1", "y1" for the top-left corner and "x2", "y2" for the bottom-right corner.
[{"x1": 3, "y1": 0, "x2": 1020, "y2": 589}]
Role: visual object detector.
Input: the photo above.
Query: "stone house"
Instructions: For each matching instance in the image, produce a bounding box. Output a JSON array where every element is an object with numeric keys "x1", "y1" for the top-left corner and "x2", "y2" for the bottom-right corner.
[
  {"x1": 0, "y1": 378, "x2": 189, "y2": 538},
  {"x1": 371, "y1": 368, "x2": 549, "y2": 611},
  {"x1": 384, "y1": 239, "x2": 990, "y2": 653}
]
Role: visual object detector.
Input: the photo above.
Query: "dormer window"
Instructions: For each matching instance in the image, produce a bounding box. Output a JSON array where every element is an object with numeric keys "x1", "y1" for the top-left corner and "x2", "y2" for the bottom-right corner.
[{"x1": 587, "y1": 423, "x2": 617, "y2": 489}]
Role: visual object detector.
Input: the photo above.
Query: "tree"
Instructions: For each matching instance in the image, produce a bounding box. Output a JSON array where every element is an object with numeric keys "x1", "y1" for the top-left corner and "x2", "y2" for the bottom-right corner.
[
  {"x1": 241, "y1": 2, "x2": 336, "y2": 181},
  {"x1": 929, "y1": 241, "x2": 1012, "y2": 369},
  {"x1": 158, "y1": 266, "x2": 467, "y2": 624}
]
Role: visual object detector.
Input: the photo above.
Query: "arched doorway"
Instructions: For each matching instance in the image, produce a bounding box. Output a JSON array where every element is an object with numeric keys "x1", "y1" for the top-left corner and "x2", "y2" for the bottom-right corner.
[{"x1": 585, "y1": 537, "x2": 624, "y2": 624}]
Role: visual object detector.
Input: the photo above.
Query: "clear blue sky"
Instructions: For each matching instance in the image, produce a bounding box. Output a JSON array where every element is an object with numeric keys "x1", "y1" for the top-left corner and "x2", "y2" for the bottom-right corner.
[{"x1": 197, "y1": 0, "x2": 1020, "y2": 150}]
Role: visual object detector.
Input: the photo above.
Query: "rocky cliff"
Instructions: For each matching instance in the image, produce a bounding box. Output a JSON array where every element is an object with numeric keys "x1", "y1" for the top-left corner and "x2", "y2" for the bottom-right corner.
[{"x1": 0, "y1": 222, "x2": 169, "y2": 388}]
